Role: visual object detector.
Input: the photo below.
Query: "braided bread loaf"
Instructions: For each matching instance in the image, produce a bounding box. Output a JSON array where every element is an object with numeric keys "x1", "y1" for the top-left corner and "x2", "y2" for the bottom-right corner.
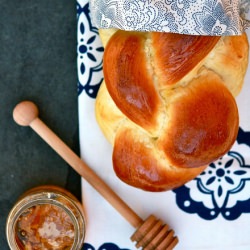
[{"x1": 96, "y1": 29, "x2": 249, "y2": 192}]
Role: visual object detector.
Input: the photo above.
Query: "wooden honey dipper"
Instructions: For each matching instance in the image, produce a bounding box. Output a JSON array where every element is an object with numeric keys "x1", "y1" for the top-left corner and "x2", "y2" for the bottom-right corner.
[{"x1": 13, "y1": 100, "x2": 179, "y2": 250}]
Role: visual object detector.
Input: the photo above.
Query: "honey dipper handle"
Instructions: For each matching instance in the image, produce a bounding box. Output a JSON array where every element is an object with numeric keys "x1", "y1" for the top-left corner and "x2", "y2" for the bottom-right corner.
[{"x1": 13, "y1": 101, "x2": 143, "y2": 229}]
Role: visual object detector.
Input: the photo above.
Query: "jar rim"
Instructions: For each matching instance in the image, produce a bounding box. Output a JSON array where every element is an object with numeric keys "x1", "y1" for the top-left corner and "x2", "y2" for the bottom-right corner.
[{"x1": 6, "y1": 186, "x2": 85, "y2": 250}]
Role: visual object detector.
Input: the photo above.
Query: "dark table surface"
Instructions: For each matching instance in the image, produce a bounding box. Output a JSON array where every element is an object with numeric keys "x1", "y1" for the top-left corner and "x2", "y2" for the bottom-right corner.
[{"x1": 0, "y1": 1, "x2": 81, "y2": 248}]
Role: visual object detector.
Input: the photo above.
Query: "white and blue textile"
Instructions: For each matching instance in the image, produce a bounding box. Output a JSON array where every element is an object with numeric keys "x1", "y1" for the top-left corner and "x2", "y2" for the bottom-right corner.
[
  {"x1": 89, "y1": 0, "x2": 250, "y2": 35},
  {"x1": 77, "y1": 0, "x2": 250, "y2": 249}
]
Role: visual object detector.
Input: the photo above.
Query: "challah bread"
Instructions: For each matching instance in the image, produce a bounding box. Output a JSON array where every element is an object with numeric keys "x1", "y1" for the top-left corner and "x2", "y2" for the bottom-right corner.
[{"x1": 96, "y1": 29, "x2": 249, "y2": 192}]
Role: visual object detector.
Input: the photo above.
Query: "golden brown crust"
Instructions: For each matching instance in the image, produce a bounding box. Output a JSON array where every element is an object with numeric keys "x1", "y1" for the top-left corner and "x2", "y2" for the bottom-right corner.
[
  {"x1": 151, "y1": 32, "x2": 220, "y2": 86},
  {"x1": 113, "y1": 126, "x2": 206, "y2": 192},
  {"x1": 96, "y1": 29, "x2": 249, "y2": 192},
  {"x1": 159, "y1": 71, "x2": 239, "y2": 168},
  {"x1": 204, "y1": 34, "x2": 249, "y2": 96},
  {"x1": 103, "y1": 31, "x2": 163, "y2": 134}
]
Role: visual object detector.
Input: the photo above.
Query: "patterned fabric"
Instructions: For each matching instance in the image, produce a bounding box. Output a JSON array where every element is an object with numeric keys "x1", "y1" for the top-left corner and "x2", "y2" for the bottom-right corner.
[
  {"x1": 77, "y1": 2, "x2": 104, "y2": 98},
  {"x1": 90, "y1": 0, "x2": 250, "y2": 35},
  {"x1": 83, "y1": 242, "x2": 129, "y2": 250},
  {"x1": 174, "y1": 127, "x2": 250, "y2": 221},
  {"x1": 77, "y1": 0, "x2": 250, "y2": 249}
]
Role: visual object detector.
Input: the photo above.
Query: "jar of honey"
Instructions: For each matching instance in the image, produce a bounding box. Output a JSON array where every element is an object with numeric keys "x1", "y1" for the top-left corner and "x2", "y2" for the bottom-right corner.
[{"x1": 6, "y1": 185, "x2": 86, "y2": 250}]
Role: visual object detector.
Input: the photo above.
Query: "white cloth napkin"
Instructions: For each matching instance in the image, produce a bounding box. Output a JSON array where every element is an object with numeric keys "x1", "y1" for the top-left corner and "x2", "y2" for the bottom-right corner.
[{"x1": 77, "y1": 0, "x2": 250, "y2": 249}]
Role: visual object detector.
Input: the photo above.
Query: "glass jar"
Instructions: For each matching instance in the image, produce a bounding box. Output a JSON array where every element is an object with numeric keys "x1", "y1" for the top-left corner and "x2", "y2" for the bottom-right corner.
[{"x1": 6, "y1": 185, "x2": 86, "y2": 250}]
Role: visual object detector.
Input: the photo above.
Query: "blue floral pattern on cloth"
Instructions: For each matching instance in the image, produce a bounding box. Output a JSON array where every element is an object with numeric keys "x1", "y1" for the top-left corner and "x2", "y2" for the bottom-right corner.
[
  {"x1": 77, "y1": 0, "x2": 250, "y2": 248},
  {"x1": 193, "y1": 0, "x2": 239, "y2": 35},
  {"x1": 82, "y1": 242, "x2": 130, "y2": 250},
  {"x1": 90, "y1": 0, "x2": 250, "y2": 35},
  {"x1": 174, "y1": 127, "x2": 250, "y2": 220},
  {"x1": 77, "y1": 1, "x2": 104, "y2": 98}
]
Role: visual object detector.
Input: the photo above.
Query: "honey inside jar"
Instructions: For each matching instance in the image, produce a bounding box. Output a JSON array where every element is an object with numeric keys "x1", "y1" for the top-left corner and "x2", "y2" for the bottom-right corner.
[{"x1": 15, "y1": 204, "x2": 75, "y2": 250}]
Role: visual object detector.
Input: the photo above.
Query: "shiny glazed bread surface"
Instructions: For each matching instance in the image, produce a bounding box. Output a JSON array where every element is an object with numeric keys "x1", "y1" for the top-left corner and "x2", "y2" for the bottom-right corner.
[{"x1": 96, "y1": 29, "x2": 249, "y2": 192}]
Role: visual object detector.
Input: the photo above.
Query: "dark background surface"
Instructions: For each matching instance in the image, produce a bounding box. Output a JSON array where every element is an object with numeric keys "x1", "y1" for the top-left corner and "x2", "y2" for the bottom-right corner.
[{"x1": 0, "y1": 1, "x2": 81, "y2": 248}]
